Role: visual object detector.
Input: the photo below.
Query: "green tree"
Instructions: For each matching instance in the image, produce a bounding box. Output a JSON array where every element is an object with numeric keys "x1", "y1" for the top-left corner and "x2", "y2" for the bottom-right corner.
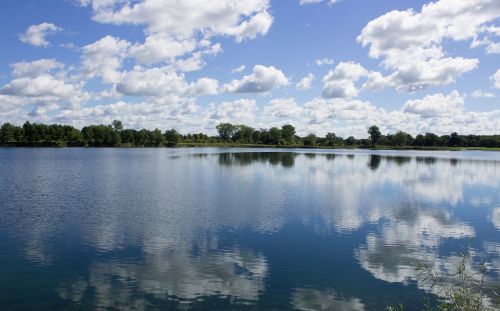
[
  {"x1": 281, "y1": 124, "x2": 296, "y2": 144},
  {"x1": 164, "y1": 129, "x2": 180, "y2": 146},
  {"x1": 112, "y1": 120, "x2": 124, "y2": 132},
  {"x1": 233, "y1": 125, "x2": 255, "y2": 143},
  {"x1": 303, "y1": 133, "x2": 317, "y2": 146},
  {"x1": 325, "y1": 132, "x2": 337, "y2": 146},
  {"x1": 0, "y1": 123, "x2": 18, "y2": 142},
  {"x1": 392, "y1": 131, "x2": 412, "y2": 147},
  {"x1": 368, "y1": 125, "x2": 382, "y2": 146},
  {"x1": 268, "y1": 127, "x2": 282, "y2": 145},
  {"x1": 216, "y1": 123, "x2": 236, "y2": 141}
]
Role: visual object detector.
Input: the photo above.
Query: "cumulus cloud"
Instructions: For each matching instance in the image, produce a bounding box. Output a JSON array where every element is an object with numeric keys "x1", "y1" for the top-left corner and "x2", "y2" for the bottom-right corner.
[
  {"x1": 79, "y1": 0, "x2": 273, "y2": 64},
  {"x1": 82, "y1": 35, "x2": 131, "y2": 84},
  {"x1": 11, "y1": 59, "x2": 64, "y2": 78},
  {"x1": 264, "y1": 98, "x2": 303, "y2": 119},
  {"x1": 357, "y1": 0, "x2": 499, "y2": 91},
  {"x1": 492, "y1": 69, "x2": 500, "y2": 89},
  {"x1": 322, "y1": 62, "x2": 369, "y2": 98},
  {"x1": 207, "y1": 99, "x2": 258, "y2": 125},
  {"x1": 82, "y1": 0, "x2": 272, "y2": 40},
  {"x1": 223, "y1": 65, "x2": 288, "y2": 93},
  {"x1": 403, "y1": 91, "x2": 464, "y2": 118},
  {"x1": 19, "y1": 23, "x2": 61, "y2": 47},
  {"x1": 315, "y1": 57, "x2": 334, "y2": 66},
  {"x1": 129, "y1": 33, "x2": 197, "y2": 65},
  {"x1": 116, "y1": 67, "x2": 218, "y2": 96},
  {"x1": 296, "y1": 73, "x2": 315, "y2": 90},
  {"x1": 231, "y1": 65, "x2": 246, "y2": 74},
  {"x1": 471, "y1": 90, "x2": 495, "y2": 98},
  {"x1": 0, "y1": 75, "x2": 75, "y2": 98},
  {"x1": 0, "y1": 59, "x2": 92, "y2": 116},
  {"x1": 299, "y1": 0, "x2": 341, "y2": 5}
]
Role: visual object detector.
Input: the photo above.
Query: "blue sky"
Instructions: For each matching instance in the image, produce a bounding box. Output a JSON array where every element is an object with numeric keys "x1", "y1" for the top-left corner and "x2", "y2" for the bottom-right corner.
[{"x1": 0, "y1": 0, "x2": 499, "y2": 137}]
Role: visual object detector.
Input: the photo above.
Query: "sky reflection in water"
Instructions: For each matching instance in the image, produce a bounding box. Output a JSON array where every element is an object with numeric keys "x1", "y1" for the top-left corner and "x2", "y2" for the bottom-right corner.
[{"x1": 0, "y1": 148, "x2": 499, "y2": 310}]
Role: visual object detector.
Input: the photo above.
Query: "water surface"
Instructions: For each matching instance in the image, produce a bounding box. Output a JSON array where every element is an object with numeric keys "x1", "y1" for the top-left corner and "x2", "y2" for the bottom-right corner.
[{"x1": 0, "y1": 148, "x2": 499, "y2": 310}]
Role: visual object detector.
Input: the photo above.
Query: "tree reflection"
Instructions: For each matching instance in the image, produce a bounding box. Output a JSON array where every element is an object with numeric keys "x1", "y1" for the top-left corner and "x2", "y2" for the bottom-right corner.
[{"x1": 218, "y1": 152, "x2": 298, "y2": 168}]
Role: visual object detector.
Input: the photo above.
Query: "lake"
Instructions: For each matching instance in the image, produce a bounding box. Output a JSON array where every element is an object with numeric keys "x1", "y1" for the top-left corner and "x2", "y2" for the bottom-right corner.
[{"x1": 0, "y1": 148, "x2": 499, "y2": 310}]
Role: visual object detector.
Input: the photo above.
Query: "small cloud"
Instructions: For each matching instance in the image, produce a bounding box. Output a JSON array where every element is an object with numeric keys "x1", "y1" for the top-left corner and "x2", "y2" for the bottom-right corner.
[
  {"x1": 20, "y1": 23, "x2": 61, "y2": 47},
  {"x1": 231, "y1": 65, "x2": 246, "y2": 74},
  {"x1": 471, "y1": 90, "x2": 495, "y2": 98},
  {"x1": 223, "y1": 65, "x2": 288, "y2": 93},
  {"x1": 300, "y1": 0, "x2": 341, "y2": 5},
  {"x1": 296, "y1": 73, "x2": 315, "y2": 90},
  {"x1": 316, "y1": 57, "x2": 335, "y2": 66}
]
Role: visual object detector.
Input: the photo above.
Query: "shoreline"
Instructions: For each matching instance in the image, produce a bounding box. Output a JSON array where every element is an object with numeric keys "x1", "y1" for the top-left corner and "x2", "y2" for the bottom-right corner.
[{"x1": 1, "y1": 142, "x2": 500, "y2": 151}]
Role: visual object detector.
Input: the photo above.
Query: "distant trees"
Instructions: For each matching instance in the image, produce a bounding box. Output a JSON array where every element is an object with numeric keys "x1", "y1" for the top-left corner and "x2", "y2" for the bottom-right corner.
[
  {"x1": 368, "y1": 125, "x2": 382, "y2": 146},
  {"x1": 216, "y1": 123, "x2": 236, "y2": 142},
  {"x1": 164, "y1": 129, "x2": 180, "y2": 146},
  {"x1": 281, "y1": 124, "x2": 296, "y2": 144},
  {"x1": 303, "y1": 134, "x2": 317, "y2": 146},
  {"x1": 1, "y1": 121, "x2": 500, "y2": 149}
]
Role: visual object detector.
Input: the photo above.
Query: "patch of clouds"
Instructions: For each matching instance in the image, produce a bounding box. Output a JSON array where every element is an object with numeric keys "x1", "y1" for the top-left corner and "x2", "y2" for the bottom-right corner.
[
  {"x1": 115, "y1": 67, "x2": 219, "y2": 97},
  {"x1": 357, "y1": 0, "x2": 499, "y2": 92},
  {"x1": 299, "y1": 0, "x2": 341, "y2": 5},
  {"x1": 11, "y1": 59, "x2": 64, "y2": 78},
  {"x1": 492, "y1": 69, "x2": 500, "y2": 89},
  {"x1": 207, "y1": 99, "x2": 258, "y2": 126},
  {"x1": 81, "y1": 35, "x2": 131, "y2": 84},
  {"x1": 79, "y1": 0, "x2": 272, "y2": 65},
  {"x1": 19, "y1": 23, "x2": 61, "y2": 47},
  {"x1": 231, "y1": 65, "x2": 246, "y2": 74},
  {"x1": 315, "y1": 57, "x2": 334, "y2": 66},
  {"x1": 296, "y1": 73, "x2": 315, "y2": 90},
  {"x1": 223, "y1": 65, "x2": 288, "y2": 93},
  {"x1": 403, "y1": 91, "x2": 464, "y2": 118},
  {"x1": 471, "y1": 90, "x2": 495, "y2": 98},
  {"x1": 322, "y1": 62, "x2": 371, "y2": 98}
]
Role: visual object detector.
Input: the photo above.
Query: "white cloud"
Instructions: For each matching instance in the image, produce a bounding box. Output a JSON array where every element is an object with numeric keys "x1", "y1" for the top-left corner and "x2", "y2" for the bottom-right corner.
[
  {"x1": 0, "y1": 75, "x2": 75, "y2": 98},
  {"x1": 76, "y1": 1, "x2": 272, "y2": 73},
  {"x1": 81, "y1": 35, "x2": 131, "y2": 83},
  {"x1": 322, "y1": 62, "x2": 369, "y2": 98},
  {"x1": 296, "y1": 73, "x2": 315, "y2": 90},
  {"x1": 264, "y1": 98, "x2": 303, "y2": 119},
  {"x1": 116, "y1": 67, "x2": 219, "y2": 96},
  {"x1": 357, "y1": 0, "x2": 499, "y2": 91},
  {"x1": 299, "y1": 0, "x2": 341, "y2": 5},
  {"x1": 19, "y1": 23, "x2": 61, "y2": 47},
  {"x1": 471, "y1": 90, "x2": 495, "y2": 98},
  {"x1": 11, "y1": 59, "x2": 64, "y2": 78},
  {"x1": 207, "y1": 99, "x2": 258, "y2": 125},
  {"x1": 315, "y1": 57, "x2": 334, "y2": 66},
  {"x1": 223, "y1": 65, "x2": 288, "y2": 93},
  {"x1": 403, "y1": 91, "x2": 464, "y2": 118},
  {"x1": 129, "y1": 33, "x2": 197, "y2": 65},
  {"x1": 81, "y1": 0, "x2": 273, "y2": 44},
  {"x1": 231, "y1": 65, "x2": 246, "y2": 74},
  {"x1": 492, "y1": 69, "x2": 500, "y2": 89}
]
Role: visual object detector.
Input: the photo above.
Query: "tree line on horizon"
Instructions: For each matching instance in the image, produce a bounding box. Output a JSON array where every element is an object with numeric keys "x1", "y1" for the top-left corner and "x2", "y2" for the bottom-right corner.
[{"x1": 0, "y1": 121, "x2": 500, "y2": 148}]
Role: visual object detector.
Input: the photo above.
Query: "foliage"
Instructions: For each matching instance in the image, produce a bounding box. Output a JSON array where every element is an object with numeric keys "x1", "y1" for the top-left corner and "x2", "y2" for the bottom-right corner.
[
  {"x1": 368, "y1": 125, "x2": 382, "y2": 146},
  {"x1": 2, "y1": 121, "x2": 500, "y2": 148},
  {"x1": 388, "y1": 251, "x2": 499, "y2": 311}
]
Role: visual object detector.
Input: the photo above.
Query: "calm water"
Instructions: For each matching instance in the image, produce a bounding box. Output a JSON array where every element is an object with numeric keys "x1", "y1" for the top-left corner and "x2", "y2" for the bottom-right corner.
[{"x1": 0, "y1": 148, "x2": 499, "y2": 310}]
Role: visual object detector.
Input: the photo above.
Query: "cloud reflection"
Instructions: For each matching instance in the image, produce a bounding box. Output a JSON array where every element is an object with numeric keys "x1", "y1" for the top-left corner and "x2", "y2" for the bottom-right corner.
[{"x1": 292, "y1": 288, "x2": 365, "y2": 311}]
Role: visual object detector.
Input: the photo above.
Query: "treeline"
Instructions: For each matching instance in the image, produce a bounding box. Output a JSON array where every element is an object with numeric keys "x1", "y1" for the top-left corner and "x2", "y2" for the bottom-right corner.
[{"x1": 1, "y1": 121, "x2": 500, "y2": 148}]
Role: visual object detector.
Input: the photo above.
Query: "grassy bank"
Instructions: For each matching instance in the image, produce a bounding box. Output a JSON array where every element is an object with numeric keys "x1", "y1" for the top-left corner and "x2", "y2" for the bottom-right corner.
[{"x1": 2, "y1": 141, "x2": 500, "y2": 151}]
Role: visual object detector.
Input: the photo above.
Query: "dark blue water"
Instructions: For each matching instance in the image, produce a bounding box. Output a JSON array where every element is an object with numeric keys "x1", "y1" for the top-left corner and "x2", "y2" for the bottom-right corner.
[{"x1": 0, "y1": 148, "x2": 499, "y2": 310}]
